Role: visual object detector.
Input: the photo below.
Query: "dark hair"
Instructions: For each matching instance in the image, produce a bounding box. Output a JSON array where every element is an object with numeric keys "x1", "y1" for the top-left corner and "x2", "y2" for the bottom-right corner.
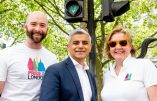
[
  {"x1": 105, "y1": 25, "x2": 136, "y2": 59},
  {"x1": 68, "y1": 28, "x2": 91, "y2": 43}
]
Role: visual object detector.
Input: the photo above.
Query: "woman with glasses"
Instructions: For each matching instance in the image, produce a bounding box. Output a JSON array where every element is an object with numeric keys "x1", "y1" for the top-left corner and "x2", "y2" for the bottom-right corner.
[{"x1": 101, "y1": 25, "x2": 157, "y2": 101}]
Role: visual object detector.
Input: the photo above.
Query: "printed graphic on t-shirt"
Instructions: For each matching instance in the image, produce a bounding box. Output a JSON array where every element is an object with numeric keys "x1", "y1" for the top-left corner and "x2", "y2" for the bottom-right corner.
[{"x1": 27, "y1": 57, "x2": 45, "y2": 80}]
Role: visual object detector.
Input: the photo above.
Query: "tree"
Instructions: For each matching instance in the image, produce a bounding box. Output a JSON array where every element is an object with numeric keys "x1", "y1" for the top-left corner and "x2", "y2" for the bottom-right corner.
[{"x1": 1, "y1": 0, "x2": 157, "y2": 100}]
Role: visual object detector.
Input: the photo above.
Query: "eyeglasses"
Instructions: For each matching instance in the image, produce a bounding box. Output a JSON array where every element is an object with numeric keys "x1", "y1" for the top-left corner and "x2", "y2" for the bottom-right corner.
[{"x1": 108, "y1": 40, "x2": 128, "y2": 48}]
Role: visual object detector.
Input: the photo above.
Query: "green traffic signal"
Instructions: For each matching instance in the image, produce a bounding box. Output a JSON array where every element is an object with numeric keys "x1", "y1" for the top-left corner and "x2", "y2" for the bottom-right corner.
[
  {"x1": 69, "y1": 5, "x2": 79, "y2": 13},
  {"x1": 68, "y1": 4, "x2": 79, "y2": 16},
  {"x1": 66, "y1": 1, "x2": 82, "y2": 17},
  {"x1": 65, "y1": 0, "x2": 84, "y2": 22}
]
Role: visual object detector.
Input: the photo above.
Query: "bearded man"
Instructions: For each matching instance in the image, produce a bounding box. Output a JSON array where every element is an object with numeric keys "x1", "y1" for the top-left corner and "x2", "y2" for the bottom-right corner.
[{"x1": 0, "y1": 11, "x2": 58, "y2": 101}]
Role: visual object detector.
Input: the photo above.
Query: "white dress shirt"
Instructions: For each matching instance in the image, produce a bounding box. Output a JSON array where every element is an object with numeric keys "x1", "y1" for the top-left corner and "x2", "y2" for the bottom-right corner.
[{"x1": 70, "y1": 56, "x2": 92, "y2": 101}]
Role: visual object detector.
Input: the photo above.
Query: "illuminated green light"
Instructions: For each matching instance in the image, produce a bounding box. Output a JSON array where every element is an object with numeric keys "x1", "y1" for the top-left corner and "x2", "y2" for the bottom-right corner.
[
  {"x1": 69, "y1": 5, "x2": 79, "y2": 13},
  {"x1": 65, "y1": 0, "x2": 83, "y2": 17}
]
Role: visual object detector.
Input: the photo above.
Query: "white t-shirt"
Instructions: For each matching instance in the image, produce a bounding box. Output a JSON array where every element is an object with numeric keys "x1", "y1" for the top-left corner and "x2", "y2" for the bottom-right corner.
[
  {"x1": 101, "y1": 55, "x2": 157, "y2": 101},
  {"x1": 0, "y1": 43, "x2": 58, "y2": 101}
]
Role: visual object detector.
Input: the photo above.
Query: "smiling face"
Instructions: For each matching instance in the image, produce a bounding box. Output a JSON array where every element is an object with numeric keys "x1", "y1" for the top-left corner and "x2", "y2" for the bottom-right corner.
[
  {"x1": 109, "y1": 33, "x2": 131, "y2": 62},
  {"x1": 24, "y1": 11, "x2": 48, "y2": 44},
  {"x1": 67, "y1": 33, "x2": 92, "y2": 64}
]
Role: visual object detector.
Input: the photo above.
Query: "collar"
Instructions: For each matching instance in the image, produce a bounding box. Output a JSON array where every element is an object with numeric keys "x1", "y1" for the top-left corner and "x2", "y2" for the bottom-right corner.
[
  {"x1": 123, "y1": 54, "x2": 135, "y2": 67},
  {"x1": 69, "y1": 56, "x2": 89, "y2": 70},
  {"x1": 109, "y1": 54, "x2": 135, "y2": 75}
]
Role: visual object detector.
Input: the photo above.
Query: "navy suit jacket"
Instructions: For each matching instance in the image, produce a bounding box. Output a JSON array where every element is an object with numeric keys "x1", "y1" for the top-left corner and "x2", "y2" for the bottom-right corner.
[{"x1": 39, "y1": 57, "x2": 97, "y2": 101}]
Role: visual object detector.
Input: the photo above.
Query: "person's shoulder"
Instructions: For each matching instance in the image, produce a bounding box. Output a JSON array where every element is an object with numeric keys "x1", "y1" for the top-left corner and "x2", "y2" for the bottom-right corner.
[
  {"x1": 103, "y1": 70, "x2": 110, "y2": 77},
  {"x1": 41, "y1": 47, "x2": 58, "y2": 61},
  {"x1": 0, "y1": 47, "x2": 11, "y2": 53},
  {"x1": 102, "y1": 70, "x2": 111, "y2": 82},
  {"x1": 126, "y1": 56, "x2": 151, "y2": 64},
  {"x1": 133, "y1": 58, "x2": 156, "y2": 71},
  {"x1": 42, "y1": 47, "x2": 56, "y2": 56},
  {"x1": 135, "y1": 58, "x2": 153, "y2": 64},
  {"x1": 0, "y1": 44, "x2": 17, "y2": 54},
  {"x1": 47, "y1": 58, "x2": 67, "y2": 71}
]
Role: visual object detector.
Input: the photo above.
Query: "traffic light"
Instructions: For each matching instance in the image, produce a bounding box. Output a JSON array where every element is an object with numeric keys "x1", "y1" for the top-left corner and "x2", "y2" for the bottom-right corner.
[
  {"x1": 64, "y1": 0, "x2": 84, "y2": 23},
  {"x1": 102, "y1": 0, "x2": 130, "y2": 22}
]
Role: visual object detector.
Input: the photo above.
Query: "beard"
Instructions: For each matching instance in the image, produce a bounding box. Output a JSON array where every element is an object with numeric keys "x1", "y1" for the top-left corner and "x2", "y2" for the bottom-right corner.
[{"x1": 26, "y1": 27, "x2": 47, "y2": 43}]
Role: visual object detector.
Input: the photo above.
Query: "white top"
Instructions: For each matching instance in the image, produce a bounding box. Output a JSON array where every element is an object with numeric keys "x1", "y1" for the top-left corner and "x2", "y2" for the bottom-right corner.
[
  {"x1": 101, "y1": 54, "x2": 157, "y2": 101},
  {"x1": 0, "y1": 43, "x2": 58, "y2": 101},
  {"x1": 70, "y1": 56, "x2": 92, "y2": 101}
]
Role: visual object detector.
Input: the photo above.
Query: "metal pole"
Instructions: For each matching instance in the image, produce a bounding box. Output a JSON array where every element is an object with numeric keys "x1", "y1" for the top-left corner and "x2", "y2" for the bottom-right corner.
[{"x1": 87, "y1": 0, "x2": 96, "y2": 75}]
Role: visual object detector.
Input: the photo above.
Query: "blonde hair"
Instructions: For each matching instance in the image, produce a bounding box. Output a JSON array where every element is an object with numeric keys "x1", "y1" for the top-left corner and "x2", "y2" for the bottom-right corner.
[{"x1": 105, "y1": 25, "x2": 136, "y2": 59}]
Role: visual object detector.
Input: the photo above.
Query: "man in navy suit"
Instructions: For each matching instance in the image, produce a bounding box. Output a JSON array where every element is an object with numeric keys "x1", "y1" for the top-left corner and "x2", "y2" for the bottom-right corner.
[{"x1": 39, "y1": 28, "x2": 97, "y2": 101}]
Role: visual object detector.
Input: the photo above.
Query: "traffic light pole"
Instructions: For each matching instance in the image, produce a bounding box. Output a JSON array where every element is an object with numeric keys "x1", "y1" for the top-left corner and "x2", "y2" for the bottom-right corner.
[
  {"x1": 87, "y1": 0, "x2": 96, "y2": 76},
  {"x1": 64, "y1": 0, "x2": 130, "y2": 76}
]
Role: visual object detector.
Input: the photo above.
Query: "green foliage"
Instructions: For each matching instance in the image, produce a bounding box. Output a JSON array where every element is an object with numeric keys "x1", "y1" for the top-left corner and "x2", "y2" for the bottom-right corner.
[{"x1": 1, "y1": 0, "x2": 157, "y2": 100}]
